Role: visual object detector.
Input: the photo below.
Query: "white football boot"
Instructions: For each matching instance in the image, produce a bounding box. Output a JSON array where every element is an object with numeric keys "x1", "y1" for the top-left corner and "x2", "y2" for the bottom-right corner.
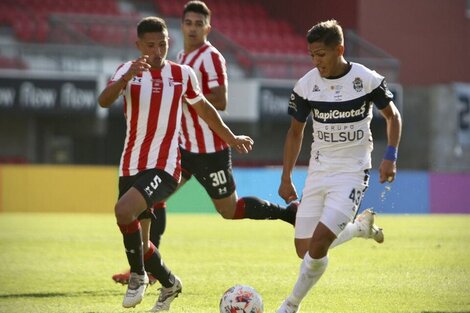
[
  {"x1": 277, "y1": 299, "x2": 300, "y2": 313},
  {"x1": 355, "y1": 208, "x2": 384, "y2": 243},
  {"x1": 149, "y1": 276, "x2": 183, "y2": 312},
  {"x1": 122, "y1": 272, "x2": 149, "y2": 308}
]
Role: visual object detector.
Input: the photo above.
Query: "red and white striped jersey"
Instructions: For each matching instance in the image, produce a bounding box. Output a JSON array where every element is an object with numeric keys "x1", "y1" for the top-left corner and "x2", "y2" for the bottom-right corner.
[
  {"x1": 176, "y1": 41, "x2": 229, "y2": 153},
  {"x1": 109, "y1": 60, "x2": 203, "y2": 179}
]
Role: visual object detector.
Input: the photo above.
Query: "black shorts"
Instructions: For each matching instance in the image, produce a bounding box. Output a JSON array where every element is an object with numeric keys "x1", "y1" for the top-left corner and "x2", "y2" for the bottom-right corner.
[
  {"x1": 118, "y1": 169, "x2": 178, "y2": 209},
  {"x1": 180, "y1": 147, "x2": 236, "y2": 199}
]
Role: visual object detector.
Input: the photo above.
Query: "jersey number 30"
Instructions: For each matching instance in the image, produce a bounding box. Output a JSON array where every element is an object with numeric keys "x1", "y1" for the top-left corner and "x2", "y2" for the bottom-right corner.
[{"x1": 210, "y1": 170, "x2": 227, "y2": 187}]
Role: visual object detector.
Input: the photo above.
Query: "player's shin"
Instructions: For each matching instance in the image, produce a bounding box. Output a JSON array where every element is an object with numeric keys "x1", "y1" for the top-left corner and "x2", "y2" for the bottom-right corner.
[
  {"x1": 329, "y1": 222, "x2": 355, "y2": 249},
  {"x1": 143, "y1": 242, "x2": 175, "y2": 288},
  {"x1": 118, "y1": 219, "x2": 145, "y2": 275},
  {"x1": 234, "y1": 196, "x2": 297, "y2": 225},
  {"x1": 150, "y1": 203, "x2": 166, "y2": 249},
  {"x1": 290, "y1": 253, "x2": 329, "y2": 305}
]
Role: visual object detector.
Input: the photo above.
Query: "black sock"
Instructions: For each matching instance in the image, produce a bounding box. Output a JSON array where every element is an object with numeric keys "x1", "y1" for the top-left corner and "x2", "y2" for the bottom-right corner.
[
  {"x1": 144, "y1": 243, "x2": 174, "y2": 288},
  {"x1": 150, "y1": 207, "x2": 166, "y2": 249},
  {"x1": 118, "y1": 220, "x2": 145, "y2": 275},
  {"x1": 235, "y1": 196, "x2": 296, "y2": 225}
]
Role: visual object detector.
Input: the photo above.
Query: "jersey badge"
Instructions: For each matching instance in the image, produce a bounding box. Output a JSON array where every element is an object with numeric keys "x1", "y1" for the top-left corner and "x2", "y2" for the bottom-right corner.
[
  {"x1": 353, "y1": 77, "x2": 363, "y2": 92},
  {"x1": 152, "y1": 78, "x2": 163, "y2": 93}
]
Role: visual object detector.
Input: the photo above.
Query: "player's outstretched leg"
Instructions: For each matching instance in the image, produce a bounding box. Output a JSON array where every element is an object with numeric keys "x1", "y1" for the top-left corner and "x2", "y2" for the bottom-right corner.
[
  {"x1": 234, "y1": 196, "x2": 299, "y2": 225},
  {"x1": 329, "y1": 208, "x2": 384, "y2": 249}
]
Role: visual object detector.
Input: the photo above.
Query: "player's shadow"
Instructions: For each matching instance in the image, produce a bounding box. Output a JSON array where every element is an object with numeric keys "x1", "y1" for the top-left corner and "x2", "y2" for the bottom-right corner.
[
  {"x1": 422, "y1": 311, "x2": 470, "y2": 313},
  {"x1": 0, "y1": 290, "x2": 121, "y2": 298}
]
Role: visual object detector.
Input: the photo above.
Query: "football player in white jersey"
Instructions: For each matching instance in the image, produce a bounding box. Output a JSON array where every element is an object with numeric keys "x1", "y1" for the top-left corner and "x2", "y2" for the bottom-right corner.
[
  {"x1": 98, "y1": 16, "x2": 253, "y2": 311},
  {"x1": 276, "y1": 20, "x2": 402, "y2": 313}
]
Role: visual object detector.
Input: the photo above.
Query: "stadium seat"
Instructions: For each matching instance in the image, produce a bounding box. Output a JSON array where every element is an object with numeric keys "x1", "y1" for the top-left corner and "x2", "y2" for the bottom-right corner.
[
  {"x1": 2, "y1": 0, "x2": 129, "y2": 45},
  {"x1": 0, "y1": 56, "x2": 28, "y2": 69}
]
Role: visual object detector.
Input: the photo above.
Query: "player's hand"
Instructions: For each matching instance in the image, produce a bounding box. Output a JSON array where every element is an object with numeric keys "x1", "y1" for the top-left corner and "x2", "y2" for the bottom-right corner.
[
  {"x1": 279, "y1": 180, "x2": 298, "y2": 204},
  {"x1": 122, "y1": 55, "x2": 151, "y2": 81},
  {"x1": 231, "y1": 135, "x2": 254, "y2": 154},
  {"x1": 379, "y1": 159, "x2": 396, "y2": 183}
]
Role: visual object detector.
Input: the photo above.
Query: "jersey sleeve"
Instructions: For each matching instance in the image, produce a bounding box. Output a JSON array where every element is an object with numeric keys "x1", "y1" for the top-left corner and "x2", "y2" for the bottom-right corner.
[
  {"x1": 288, "y1": 80, "x2": 311, "y2": 122},
  {"x1": 369, "y1": 79, "x2": 394, "y2": 110},
  {"x1": 109, "y1": 62, "x2": 131, "y2": 84},
  {"x1": 175, "y1": 50, "x2": 184, "y2": 64},
  {"x1": 205, "y1": 51, "x2": 227, "y2": 89},
  {"x1": 184, "y1": 65, "x2": 203, "y2": 105}
]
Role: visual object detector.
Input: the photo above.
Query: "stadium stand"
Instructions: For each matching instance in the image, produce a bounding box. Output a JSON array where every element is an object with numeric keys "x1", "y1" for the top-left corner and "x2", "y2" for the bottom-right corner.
[
  {"x1": 0, "y1": 0, "x2": 311, "y2": 77},
  {"x1": 0, "y1": 0, "x2": 138, "y2": 46},
  {"x1": 154, "y1": 0, "x2": 311, "y2": 78}
]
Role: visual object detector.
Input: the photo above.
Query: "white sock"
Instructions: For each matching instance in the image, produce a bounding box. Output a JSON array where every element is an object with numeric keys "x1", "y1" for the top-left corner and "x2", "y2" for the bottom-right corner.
[
  {"x1": 287, "y1": 253, "x2": 329, "y2": 306},
  {"x1": 329, "y1": 222, "x2": 358, "y2": 249}
]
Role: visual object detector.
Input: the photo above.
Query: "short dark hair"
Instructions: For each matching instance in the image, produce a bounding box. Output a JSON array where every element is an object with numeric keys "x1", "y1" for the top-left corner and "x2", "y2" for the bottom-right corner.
[
  {"x1": 307, "y1": 19, "x2": 344, "y2": 47},
  {"x1": 137, "y1": 16, "x2": 168, "y2": 38},
  {"x1": 182, "y1": 1, "x2": 211, "y2": 23}
]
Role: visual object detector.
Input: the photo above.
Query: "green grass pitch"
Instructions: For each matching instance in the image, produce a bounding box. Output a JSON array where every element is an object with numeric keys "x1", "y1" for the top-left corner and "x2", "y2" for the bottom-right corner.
[{"x1": 0, "y1": 212, "x2": 469, "y2": 313}]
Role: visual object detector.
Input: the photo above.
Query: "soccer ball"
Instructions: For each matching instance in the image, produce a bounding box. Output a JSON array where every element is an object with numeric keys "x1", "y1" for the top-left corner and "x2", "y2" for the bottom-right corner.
[{"x1": 219, "y1": 284, "x2": 264, "y2": 313}]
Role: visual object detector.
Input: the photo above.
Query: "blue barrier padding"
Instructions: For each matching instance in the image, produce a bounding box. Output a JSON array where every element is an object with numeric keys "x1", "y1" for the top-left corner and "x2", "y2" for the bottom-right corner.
[
  {"x1": 361, "y1": 170, "x2": 429, "y2": 214},
  {"x1": 233, "y1": 167, "x2": 429, "y2": 214}
]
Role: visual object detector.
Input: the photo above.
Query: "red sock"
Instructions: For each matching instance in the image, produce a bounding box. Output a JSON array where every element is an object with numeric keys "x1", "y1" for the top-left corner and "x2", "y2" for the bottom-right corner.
[{"x1": 233, "y1": 198, "x2": 246, "y2": 219}]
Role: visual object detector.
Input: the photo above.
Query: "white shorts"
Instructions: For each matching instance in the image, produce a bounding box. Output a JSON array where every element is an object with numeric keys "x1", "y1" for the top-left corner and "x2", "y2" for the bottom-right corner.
[{"x1": 295, "y1": 170, "x2": 370, "y2": 239}]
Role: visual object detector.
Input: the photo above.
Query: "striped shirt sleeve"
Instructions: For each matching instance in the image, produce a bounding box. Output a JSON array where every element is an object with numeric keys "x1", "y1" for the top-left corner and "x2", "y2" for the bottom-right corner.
[{"x1": 184, "y1": 65, "x2": 203, "y2": 105}]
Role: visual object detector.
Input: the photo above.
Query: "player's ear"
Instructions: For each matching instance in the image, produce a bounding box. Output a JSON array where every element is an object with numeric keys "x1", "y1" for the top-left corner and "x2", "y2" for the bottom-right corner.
[
  {"x1": 205, "y1": 23, "x2": 211, "y2": 35},
  {"x1": 336, "y1": 44, "x2": 345, "y2": 56}
]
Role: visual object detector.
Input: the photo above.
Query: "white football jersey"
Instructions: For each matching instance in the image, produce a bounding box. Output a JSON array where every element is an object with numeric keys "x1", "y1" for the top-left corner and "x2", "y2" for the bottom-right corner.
[
  {"x1": 110, "y1": 60, "x2": 203, "y2": 179},
  {"x1": 289, "y1": 62, "x2": 394, "y2": 172}
]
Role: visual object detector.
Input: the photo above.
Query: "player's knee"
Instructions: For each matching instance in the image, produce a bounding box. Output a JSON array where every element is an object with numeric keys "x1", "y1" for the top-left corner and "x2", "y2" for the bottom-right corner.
[
  {"x1": 295, "y1": 248, "x2": 305, "y2": 259},
  {"x1": 114, "y1": 203, "x2": 126, "y2": 222},
  {"x1": 294, "y1": 239, "x2": 309, "y2": 259},
  {"x1": 114, "y1": 202, "x2": 134, "y2": 224},
  {"x1": 295, "y1": 245, "x2": 308, "y2": 259},
  {"x1": 309, "y1": 238, "x2": 331, "y2": 258}
]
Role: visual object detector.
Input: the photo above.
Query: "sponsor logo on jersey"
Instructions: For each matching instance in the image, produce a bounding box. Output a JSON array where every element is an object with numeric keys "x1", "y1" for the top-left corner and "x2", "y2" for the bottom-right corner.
[
  {"x1": 313, "y1": 85, "x2": 320, "y2": 92},
  {"x1": 353, "y1": 77, "x2": 363, "y2": 92},
  {"x1": 313, "y1": 103, "x2": 367, "y2": 122},
  {"x1": 317, "y1": 129, "x2": 364, "y2": 142}
]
